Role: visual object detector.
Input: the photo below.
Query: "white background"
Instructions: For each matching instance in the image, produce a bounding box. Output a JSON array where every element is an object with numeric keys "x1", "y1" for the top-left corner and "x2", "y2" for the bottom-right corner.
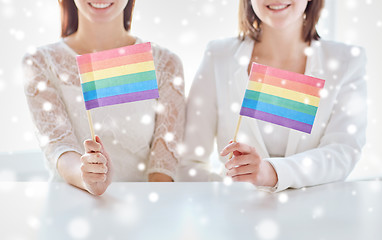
[{"x1": 0, "y1": 0, "x2": 381, "y2": 180}]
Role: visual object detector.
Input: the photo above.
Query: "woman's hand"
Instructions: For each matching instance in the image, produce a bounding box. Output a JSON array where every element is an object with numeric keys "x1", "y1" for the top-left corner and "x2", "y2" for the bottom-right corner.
[
  {"x1": 80, "y1": 136, "x2": 112, "y2": 195},
  {"x1": 148, "y1": 172, "x2": 173, "y2": 182},
  {"x1": 220, "y1": 141, "x2": 278, "y2": 188}
]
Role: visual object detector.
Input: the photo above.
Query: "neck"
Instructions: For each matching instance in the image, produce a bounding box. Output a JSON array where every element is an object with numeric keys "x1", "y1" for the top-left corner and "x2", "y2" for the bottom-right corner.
[
  {"x1": 69, "y1": 13, "x2": 134, "y2": 53},
  {"x1": 254, "y1": 20, "x2": 308, "y2": 62}
]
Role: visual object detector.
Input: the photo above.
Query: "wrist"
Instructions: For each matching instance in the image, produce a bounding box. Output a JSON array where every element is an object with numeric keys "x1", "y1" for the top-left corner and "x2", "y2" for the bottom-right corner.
[{"x1": 261, "y1": 160, "x2": 278, "y2": 187}]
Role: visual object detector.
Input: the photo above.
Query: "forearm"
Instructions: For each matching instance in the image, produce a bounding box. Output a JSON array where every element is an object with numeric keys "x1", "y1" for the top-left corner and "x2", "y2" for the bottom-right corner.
[
  {"x1": 148, "y1": 172, "x2": 173, "y2": 182},
  {"x1": 57, "y1": 151, "x2": 85, "y2": 190}
]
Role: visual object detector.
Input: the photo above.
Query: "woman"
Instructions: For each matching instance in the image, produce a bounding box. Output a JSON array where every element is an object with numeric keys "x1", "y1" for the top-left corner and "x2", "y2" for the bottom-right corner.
[
  {"x1": 23, "y1": 0, "x2": 185, "y2": 195},
  {"x1": 179, "y1": 0, "x2": 367, "y2": 192}
]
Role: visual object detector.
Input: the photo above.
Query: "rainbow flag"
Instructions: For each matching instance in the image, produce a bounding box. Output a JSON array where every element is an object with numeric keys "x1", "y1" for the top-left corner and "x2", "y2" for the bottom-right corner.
[
  {"x1": 240, "y1": 63, "x2": 325, "y2": 134},
  {"x1": 76, "y1": 42, "x2": 159, "y2": 110}
]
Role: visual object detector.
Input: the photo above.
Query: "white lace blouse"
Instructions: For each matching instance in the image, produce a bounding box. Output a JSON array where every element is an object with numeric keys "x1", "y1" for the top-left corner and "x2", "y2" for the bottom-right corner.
[{"x1": 23, "y1": 38, "x2": 185, "y2": 181}]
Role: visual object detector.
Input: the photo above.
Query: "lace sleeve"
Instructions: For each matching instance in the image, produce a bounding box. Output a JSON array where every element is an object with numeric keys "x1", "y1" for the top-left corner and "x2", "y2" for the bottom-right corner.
[
  {"x1": 23, "y1": 50, "x2": 82, "y2": 178},
  {"x1": 147, "y1": 51, "x2": 186, "y2": 180}
]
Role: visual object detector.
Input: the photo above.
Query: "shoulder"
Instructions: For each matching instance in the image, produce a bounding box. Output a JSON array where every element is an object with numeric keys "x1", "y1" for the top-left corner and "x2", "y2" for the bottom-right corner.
[
  {"x1": 315, "y1": 39, "x2": 366, "y2": 62},
  {"x1": 22, "y1": 41, "x2": 66, "y2": 66},
  {"x1": 150, "y1": 42, "x2": 183, "y2": 69},
  {"x1": 205, "y1": 36, "x2": 244, "y2": 57}
]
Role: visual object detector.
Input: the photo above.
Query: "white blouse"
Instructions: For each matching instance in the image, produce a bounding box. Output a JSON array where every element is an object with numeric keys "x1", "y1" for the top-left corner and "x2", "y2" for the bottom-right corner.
[
  {"x1": 178, "y1": 37, "x2": 367, "y2": 192},
  {"x1": 23, "y1": 37, "x2": 185, "y2": 181}
]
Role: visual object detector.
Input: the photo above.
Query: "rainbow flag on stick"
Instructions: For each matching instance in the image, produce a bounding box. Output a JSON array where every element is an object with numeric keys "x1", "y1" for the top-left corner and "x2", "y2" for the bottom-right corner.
[
  {"x1": 75, "y1": 42, "x2": 159, "y2": 140},
  {"x1": 76, "y1": 42, "x2": 159, "y2": 110},
  {"x1": 240, "y1": 63, "x2": 325, "y2": 134}
]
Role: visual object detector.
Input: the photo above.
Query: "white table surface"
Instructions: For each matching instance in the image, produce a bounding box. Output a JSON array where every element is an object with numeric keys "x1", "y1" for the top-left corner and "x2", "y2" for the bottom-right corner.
[{"x1": 1, "y1": 181, "x2": 381, "y2": 240}]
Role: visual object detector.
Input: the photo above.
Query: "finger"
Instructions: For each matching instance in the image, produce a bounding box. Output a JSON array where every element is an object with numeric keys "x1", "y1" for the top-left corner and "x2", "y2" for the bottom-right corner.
[
  {"x1": 220, "y1": 142, "x2": 254, "y2": 156},
  {"x1": 81, "y1": 162, "x2": 108, "y2": 174},
  {"x1": 82, "y1": 172, "x2": 107, "y2": 183},
  {"x1": 226, "y1": 164, "x2": 257, "y2": 177},
  {"x1": 232, "y1": 173, "x2": 254, "y2": 183},
  {"x1": 95, "y1": 135, "x2": 110, "y2": 159},
  {"x1": 81, "y1": 152, "x2": 107, "y2": 164},
  {"x1": 84, "y1": 139, "x2": 102, "y2": 153},
  {"x1": 225, "y1": 155, "x2": 259, "y2": 170}
]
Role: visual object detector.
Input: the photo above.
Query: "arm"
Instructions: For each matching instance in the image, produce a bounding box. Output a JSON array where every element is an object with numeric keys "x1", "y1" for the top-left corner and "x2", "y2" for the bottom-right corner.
[
  {"x1": 147, "y1": 52, "x2": 186, "y2": 182},
  {"x1": 264, "y1": 49, "x2": 368, "y2": 192},
  {"x1": 177, "y1": 44, "x2": 220, "y2": 181},
  {"x1": 23, "y1": 52, "x2": 111, "y2": 194},
  {"x1": 23, "y1": 51, "x2": 83, "y2": 179}
]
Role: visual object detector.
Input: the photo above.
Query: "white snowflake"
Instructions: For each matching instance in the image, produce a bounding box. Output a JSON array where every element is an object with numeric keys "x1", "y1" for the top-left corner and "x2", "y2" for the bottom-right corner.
[
  {"x1": 11, "y1": 116, "x2": 19, "y2": 123},
  {"x1": 67, "y1": 217, "x2": 90, "y2": 239},
  {"x1": 0, "y1": 169, "x2": 16, "y2": 182},
  {"x1": 178, "y1": 31, "x2": 197, "y2": 45},
  {"x1": 263, "y1": 124, "x2": 274, "y2": 134},
  {"x1": 141, "y1": 114, "x2": 152, "y2": 125},
  {"x1": 118, "y1": 48, "x2": 126, "y2": 55},
  {"x1": 137, "y1": 163, "x2": 145, "y2": 171},
  {"x1": 188, "y1": 168, "x2": 197, "y2": 177},
  {"x1": 312, "y1": 206, "x2": 324, "y2": 219},
  {"x1": 23, "y1": 131, "x2": 34, "y2": 142},
  {"x1": 223, "y1": 176, "x2": 233, "y2": 186},
  {"x1": 0, "y1": 80, "x2": 5, "y2": 92},
  {"x1": 173, "y1": 76, "x2": 183, "y2": 86},
  {"x1": 181, "y1": 19, "x2": 189, "y2": 26},
  {"x1": 153, "y1": 17, "x2": 161, "y2": 24},
  {"x1": 27, "y1": 216, "x2": 40, "y2": 229},
  {"x1": 239, "y1": 56, "x2": 249, "y2": 66},
  {"x1": 148, "y1": 192, "x2": 159, "y2": 202},
  {"x1": 39, "y1": 135, "x2": 49, "y2": 147},
  {"x1": 27, "y1": 45, "x2": 37, "y2": 55},
  {"x1": 94, "y1": 123, "x2": 102, "y2": 130},
  {"x1": 43, "y1": 102, "x2": 52, "y2": 111},
  {"x1": 194, "y1": 146, "x2": 205, "y2": 156},
  {"x1": 202, "y1": 3, "x2": 215, "y2": 16},
  {"x1": 347, "y1": 124, "x2": 357, "y2": 135},
  {"x1": 302, "y1": 157, "x2": 313, "y2": 167},
  {"x1": 346, "y1": 0, "x2": 358, "y2": 9},
  {"x1": 230, "y1": 102, "x2": 240, "y2": 113},
  {"x1": 176, "y1": 143, "x2": 186, "y2": 156},
  {"x1": 255, "y1": 219, "x2": 279, "y2": 239},
  {"x1": 328, "y1": 59, "x2": 339, "y2": 71},
  {"x1": 278, "y1": 193, "x2": 288, "y2": 203},
  {"x1": 164, "y1": 132, "x2": 175, "y2": 142},
  {"x1": 59, "y1": 73, "x2": 69, "y2": 82},
  {"x1": 350, "y1": 47, "x2": 361, "y2": 57},
  {"x1": 319, "y1": 89, "x2": 328, "y2": 98},
  {"x1": 37, "y1": 81, "x2": 47, "y2": 91},
  {"x1": 304, "y1": 47, "x2": 314, "y2": 56}
]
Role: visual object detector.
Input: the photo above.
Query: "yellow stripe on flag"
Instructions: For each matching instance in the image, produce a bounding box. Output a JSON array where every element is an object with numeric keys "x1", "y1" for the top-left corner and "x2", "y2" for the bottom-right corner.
[
  {"x1": 247, "y1": 81, "x2": 320, "y2": 107},
  {"x1": 80, "y1": 61, "x2": 155, "y2": 83}
]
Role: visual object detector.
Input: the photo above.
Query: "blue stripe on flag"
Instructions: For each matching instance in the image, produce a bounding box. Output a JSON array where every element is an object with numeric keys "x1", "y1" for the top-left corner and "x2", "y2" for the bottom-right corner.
[{"x1": 242, "y1": 98, "x2": 315, "y2": 125}]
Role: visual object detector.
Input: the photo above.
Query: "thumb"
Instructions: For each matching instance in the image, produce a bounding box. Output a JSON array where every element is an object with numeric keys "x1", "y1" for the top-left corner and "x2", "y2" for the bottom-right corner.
[{"x1": 95, "y1": 135, "x2": 109, "y2": 159}]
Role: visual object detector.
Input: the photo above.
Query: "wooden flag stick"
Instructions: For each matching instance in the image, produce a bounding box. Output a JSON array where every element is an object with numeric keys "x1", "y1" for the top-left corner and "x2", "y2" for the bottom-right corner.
[
  {"x1": 86, "y1": 110, "x2": 96, "y2": 141},
  {"x1": 229, "y1": 115, "x2": 242, "y2": 159}
]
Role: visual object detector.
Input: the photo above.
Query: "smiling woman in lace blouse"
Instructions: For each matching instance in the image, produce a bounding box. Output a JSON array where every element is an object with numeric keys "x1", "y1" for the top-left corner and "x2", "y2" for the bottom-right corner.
[{"x1": 22, "y1": 0, "x2": 185, "y2": 195}]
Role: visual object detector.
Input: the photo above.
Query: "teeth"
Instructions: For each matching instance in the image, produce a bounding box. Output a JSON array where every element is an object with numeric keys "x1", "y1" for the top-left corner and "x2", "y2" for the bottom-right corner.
[
  {"x1": 89, "y1": 2, "x2": 112, "y2": 9},
  {"x1": 268, "y1": 4, "x2": 288, "y2": 10}
]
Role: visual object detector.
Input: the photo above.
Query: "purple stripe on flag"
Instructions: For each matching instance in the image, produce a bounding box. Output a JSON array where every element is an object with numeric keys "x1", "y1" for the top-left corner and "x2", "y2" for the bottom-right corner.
[
  {"x1": 240, "y1": 107, "x2": 313, "y2": 133},
  {"x1": 85, "y1": 89, "x2": 159, "y2": 110}
]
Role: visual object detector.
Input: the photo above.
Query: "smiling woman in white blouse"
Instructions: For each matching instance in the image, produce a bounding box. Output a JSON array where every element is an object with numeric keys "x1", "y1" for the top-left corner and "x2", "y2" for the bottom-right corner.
[
  {"x1": 23, "y1": 0, "x2": 185, "y2": 195},
  {"x1": 179, "y1": 0, "x2": 367, "y2": 192}
]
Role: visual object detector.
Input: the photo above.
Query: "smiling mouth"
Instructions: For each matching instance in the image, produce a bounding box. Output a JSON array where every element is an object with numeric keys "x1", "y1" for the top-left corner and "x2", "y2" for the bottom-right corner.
[
  {"x1": 88, "y1": 2, "x2": 113, "y2": 9},
  {"x1": 267, "y1": 4, "x2": 291, "y2": 11}
]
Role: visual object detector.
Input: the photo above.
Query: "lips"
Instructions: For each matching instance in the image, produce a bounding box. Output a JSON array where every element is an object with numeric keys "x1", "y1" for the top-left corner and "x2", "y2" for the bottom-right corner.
[
  {"x1": 267, "y1": 3, "x2": 291, "y2": 11},
  {"x1": 88, "y1": 2, "x2": 113, "y2": 9}
]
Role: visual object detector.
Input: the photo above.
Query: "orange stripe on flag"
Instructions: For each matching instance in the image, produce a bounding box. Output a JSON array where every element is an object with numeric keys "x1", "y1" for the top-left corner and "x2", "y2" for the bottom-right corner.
[
  {"x1": 250, "y1": 72, "x2": 321, "y2": 97},
  {"x1": 78, "y1": 52, "x2": 154, "y2": 74}
]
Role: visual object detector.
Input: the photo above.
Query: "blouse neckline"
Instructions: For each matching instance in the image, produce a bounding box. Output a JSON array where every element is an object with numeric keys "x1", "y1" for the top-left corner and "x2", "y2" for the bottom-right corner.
[{"x1": 59, "y1": 36, "x2": 142, "y2": 56}]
